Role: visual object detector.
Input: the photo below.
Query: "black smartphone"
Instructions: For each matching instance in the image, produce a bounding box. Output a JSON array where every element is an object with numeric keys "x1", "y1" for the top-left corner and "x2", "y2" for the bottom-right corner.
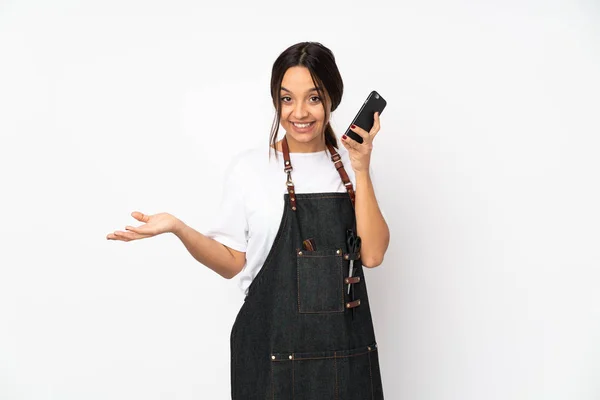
[{"x1": 344, "y1": 90, "x2": 387, "y2": 144}]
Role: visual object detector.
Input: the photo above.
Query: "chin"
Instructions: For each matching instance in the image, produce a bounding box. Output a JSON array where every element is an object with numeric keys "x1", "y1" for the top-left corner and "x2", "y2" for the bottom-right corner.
[
  {"x1": 284, "y1": 126, "x2": 323, "y2": 142},
  {"x1": 292, "y1": 133, "x2": 321, "y2": 142}
]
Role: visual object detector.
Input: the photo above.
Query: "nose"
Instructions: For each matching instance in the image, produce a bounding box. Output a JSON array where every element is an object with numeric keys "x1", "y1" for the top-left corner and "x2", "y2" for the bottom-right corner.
[{"x1": 293, "y1": 101, "x2": 309, "y2": 120}]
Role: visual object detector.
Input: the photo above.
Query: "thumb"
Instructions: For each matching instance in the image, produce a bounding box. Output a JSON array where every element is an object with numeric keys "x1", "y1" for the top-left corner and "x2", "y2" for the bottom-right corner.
[{"x1": 131, "y1": 211, "x2": 150, "y2": 223}]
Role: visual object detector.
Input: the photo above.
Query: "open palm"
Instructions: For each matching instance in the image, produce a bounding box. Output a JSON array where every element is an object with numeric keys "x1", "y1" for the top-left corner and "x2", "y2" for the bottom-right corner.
[{"x1": 106, "y1": 211, "x2": 178, "y2": 242}]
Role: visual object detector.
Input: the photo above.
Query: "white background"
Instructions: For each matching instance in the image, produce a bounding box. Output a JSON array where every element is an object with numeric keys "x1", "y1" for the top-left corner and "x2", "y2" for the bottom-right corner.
[{"x1": 1, "y1": 1, "x2": 599, "y2": 399}]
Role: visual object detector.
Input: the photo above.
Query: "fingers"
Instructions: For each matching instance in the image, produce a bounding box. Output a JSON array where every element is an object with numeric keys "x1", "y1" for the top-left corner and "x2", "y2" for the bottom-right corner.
[
  {"x1": 348, "y1": 124, "x2": 370, "y2": 142},
  {"x1": 370, "y1": 112, "x2": 381, "y2": 139},
  {"x1": 342, "y1": 134, "x2": 360, "y2": 152},
  {"x1": 125, "y1": 225, "x2": 153, "y2": 235},
  {"x1": 132, "y1": 211, "x2": 150, "y2": 222},
  {"x1": 107, "y1": 230, "x2": 151, "y2": 242},
  {"x1": 343, "y1": 131, "x2": 373, "y2": 153},
  {"x1": 347, "y1": 112, "x2": 381, "y2": 145},
  {"x1": 127, "y1": 211, "x2": 154, "y2": 235},
  {"x1": 107, "y1": 231, "x2": 133, "y2": 241},
  {"x1": 108, "y1": 231, "x2": 136, "y2": 241},
  {"x1": 106, "y1": 211, "x2": 154, "y2": 241},
  {"x1": 340, "y1": 137, "x2": 352, "y2": 154}
]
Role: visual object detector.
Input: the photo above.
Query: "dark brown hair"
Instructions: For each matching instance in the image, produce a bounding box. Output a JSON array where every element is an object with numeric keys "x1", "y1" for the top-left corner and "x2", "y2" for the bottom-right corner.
[{"x1": 269, "y1": 42, "x2": 344, "y2": 159}]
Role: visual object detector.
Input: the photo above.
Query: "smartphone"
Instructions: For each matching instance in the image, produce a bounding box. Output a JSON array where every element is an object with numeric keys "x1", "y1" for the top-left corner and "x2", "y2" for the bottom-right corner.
[{"x1": 344, "y1": 90, "x2": 387, "y2": 144}]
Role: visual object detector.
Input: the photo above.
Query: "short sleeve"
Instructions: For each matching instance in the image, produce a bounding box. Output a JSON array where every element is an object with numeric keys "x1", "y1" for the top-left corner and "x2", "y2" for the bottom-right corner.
[{"x1": 202, "y1": 157, "x2": 248, "y2": 252}]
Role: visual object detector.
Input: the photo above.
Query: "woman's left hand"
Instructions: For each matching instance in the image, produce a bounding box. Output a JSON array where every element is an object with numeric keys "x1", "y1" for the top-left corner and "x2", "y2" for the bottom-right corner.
[{"x1": 340, "y1": 111, "x2": 381, "y2": 173}]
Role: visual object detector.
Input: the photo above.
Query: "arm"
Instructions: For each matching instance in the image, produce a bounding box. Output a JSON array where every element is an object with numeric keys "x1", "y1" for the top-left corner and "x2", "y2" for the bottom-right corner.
[
  {"x1": 355, "y1": 170, "x2": 390, "y2": 268},
  {"x1": 173, "y1": 220, "x2": 246, "y2": 279},
  {"x1": 340, "y1": 111, "x2": 389, "y2": 268}
]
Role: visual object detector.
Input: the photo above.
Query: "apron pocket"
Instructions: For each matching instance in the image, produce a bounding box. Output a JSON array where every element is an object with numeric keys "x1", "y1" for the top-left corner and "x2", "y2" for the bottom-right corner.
[
  {"x1": 296, "y1": 246, "x2": 345, "y2": 313},
  {"x1": 270, "y1": 343, "x2": 378, "y2": 400}
]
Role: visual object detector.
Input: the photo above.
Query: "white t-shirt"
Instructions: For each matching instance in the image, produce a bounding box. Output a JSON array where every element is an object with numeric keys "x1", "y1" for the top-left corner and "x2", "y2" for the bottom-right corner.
[{"x1": 203, "y1": 143, "x2": 382, "y2": 296}]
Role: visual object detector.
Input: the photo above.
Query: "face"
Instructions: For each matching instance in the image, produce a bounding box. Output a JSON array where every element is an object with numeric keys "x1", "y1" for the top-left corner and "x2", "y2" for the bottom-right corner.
[{"x1": 279, "y1": 66, "x2": 330, "y2": 152}]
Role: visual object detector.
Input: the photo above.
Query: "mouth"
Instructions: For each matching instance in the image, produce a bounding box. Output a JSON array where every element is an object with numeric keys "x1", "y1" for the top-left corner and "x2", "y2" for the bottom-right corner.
[{"x1": 291, "y1": 121, "x2": 315, "y2": 128}]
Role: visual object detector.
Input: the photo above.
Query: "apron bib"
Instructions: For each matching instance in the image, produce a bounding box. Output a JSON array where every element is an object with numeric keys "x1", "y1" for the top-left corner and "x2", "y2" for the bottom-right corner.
[{"x1": 230, "y1": 136, "x2": 384, "y2": 399}]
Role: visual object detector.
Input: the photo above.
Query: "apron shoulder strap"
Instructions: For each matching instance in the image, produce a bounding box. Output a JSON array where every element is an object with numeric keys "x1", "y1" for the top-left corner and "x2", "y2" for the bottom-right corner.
[
  {"x1": 281, "y1": 135, "x2": 356, "y2": 210},
  {"x1": 326, "y1": 143, "x2": 356, "y2": 206}
]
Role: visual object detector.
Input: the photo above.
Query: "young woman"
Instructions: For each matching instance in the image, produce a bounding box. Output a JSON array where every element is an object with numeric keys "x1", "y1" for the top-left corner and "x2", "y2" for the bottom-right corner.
[{"x1": 107, "y1": 42, "x2": 389, "y2": 399}]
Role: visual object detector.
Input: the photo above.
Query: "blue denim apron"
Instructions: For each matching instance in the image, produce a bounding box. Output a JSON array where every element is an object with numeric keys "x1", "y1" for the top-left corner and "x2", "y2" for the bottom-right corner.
[{"x1": 230, "y1": 136, "x2": 384, "y2": 399}]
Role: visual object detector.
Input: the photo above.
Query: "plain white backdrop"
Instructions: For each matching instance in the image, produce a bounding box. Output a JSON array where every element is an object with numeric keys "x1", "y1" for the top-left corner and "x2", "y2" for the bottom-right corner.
[{"x1": 1, "y1": 0, "x2": 599, "y2": 399}]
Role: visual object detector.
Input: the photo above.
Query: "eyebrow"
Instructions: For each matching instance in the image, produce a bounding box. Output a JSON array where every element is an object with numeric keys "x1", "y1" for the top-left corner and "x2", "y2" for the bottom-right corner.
[{"x1": 281, "y1": 86, "x2": 322, "y2": 94}]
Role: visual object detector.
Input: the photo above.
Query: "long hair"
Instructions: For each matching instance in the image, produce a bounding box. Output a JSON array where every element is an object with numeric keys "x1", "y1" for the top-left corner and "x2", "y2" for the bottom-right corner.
[{"x1": 269, "y1": 42, "x2": 344, "y2": 160}]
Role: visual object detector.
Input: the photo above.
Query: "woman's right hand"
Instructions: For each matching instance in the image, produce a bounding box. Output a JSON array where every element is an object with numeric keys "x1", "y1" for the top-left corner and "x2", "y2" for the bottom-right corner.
[{"x1": 106, "y1": 211, "x2": 180, "y2": 242}]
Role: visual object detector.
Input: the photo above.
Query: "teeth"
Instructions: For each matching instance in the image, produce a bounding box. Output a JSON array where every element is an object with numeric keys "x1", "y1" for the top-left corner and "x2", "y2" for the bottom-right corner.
[{"x1": 293, "y1": 122, "x2": 313, "y2": 128}]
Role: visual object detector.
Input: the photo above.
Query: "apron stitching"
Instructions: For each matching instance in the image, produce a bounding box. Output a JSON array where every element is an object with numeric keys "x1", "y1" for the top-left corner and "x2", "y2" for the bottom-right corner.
[
  {"x1": 296, "y1": 252, "x2": 345, "y2": 314},
  {"x1": 292, "y1": 357, "x2": 295, "y2": 400},
  {"x1": 231, "y1": 332, "x2": 236, "y2": 400},
  {"x1": 271, "y1": 360, "x2": 274, "y2": 400},
  {"x1": 339, "y1": 256, "x2": 344, "y2": 311},
  {"x1": 278, "y1": 350, "x2": 372, "y2": 361},
  {"x1": 334, "y1": 351, "x2": 338, "y2": 400},
  {"x1": 294, "y1": 195, "x2": 350, "y2": 200},
  {"x1": 369, "y1": 349, "x2": 374, "y2": 400},
  {"x1": 296, "y1": 256, "x2": 301, "y2": 312}
]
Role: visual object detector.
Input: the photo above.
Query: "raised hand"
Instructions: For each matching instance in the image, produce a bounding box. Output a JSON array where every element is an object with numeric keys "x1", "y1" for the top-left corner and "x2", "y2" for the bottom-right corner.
[
  {"x1": 341, "y1": 111, "x2": 381, "y2": 174},
  {"x1": 106, "y1": 211, "x2": 180, "y2": 242}
]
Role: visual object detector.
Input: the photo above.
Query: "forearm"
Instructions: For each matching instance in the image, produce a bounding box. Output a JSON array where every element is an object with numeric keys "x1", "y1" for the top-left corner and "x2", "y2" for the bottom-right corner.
[
  {"x1": 355, "y1": 170, "x2": 390, "y2": 267},
  {"x1": 172, "y1": 221, "x2": 241, "y2": 279}
]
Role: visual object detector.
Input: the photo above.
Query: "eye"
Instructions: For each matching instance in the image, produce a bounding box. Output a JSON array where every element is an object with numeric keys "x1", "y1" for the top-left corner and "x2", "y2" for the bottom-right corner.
[
  {"x1": 310, "y1": 96, "x2": 322, "y2": 103},
  {"x1": 281, "y1": 96, "x2": 291, "y2": 103}
]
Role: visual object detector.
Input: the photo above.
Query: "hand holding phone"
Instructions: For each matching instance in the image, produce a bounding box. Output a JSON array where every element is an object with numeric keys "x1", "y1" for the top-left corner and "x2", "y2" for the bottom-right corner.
[{"x1": 344, "y1": 90, "x2": 387, "y2": 144}]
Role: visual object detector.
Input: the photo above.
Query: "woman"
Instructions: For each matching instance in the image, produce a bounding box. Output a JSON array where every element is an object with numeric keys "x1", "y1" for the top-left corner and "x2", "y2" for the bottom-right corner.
[{"x1": 107, "y1": 41, "x2": 389, "y2": 399}]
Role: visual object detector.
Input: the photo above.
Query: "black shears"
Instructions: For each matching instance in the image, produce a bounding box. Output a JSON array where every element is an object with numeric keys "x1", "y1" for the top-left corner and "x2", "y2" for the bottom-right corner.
[{"x1": 346, "y1": 229, "x2": 362, "y2": 294}]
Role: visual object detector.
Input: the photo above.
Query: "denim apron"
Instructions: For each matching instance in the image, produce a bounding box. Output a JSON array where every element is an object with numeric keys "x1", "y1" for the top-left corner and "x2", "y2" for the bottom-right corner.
[{"x1": 230, "y1": 135, "x2": 384, "y2": 399}]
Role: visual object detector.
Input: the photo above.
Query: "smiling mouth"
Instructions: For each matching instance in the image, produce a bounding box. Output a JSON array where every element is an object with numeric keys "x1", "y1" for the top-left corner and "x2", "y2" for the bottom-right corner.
[{"x1": 291, "y1": 121, "x2": 315, "y2": 128}]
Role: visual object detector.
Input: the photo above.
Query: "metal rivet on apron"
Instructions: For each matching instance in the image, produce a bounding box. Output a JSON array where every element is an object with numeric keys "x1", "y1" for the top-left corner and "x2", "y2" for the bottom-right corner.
[
  {"x1": 290, "y1": 190, "x2": 294, "y2": 193},
  {"x1": 346, "y1": 300, "x2": 361, "y2": 308},
  {"x1": 298, "y1": 251, "x2": 303, "y2": 256},
  {"x1": 368, "y1": 346, "x2": 371, "y2": 351},
  {"x1": 344, "y1": 254, "x2": 349, "y2": 260},
  {"x1": 285, "y1": 161, "x2": 290, "y2": 165},
  {"x1": 271, "y1": 355, "x2": 275, "y2": 360},
  {"x1": 336, "y1": 249, "x2": 341, "y2": 255},
  {"x1": 292, "y1": 206, "x2": 296, "y2": 211},
  {"x1": 288, "y1": 355, "x2": 293, "y2": 360}
]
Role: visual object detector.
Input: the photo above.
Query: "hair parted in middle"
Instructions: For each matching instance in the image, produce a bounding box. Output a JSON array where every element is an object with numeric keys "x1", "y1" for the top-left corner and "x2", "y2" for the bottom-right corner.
[{"x1": 268, "y1": 41, "x2": 344, "y2": 159}]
